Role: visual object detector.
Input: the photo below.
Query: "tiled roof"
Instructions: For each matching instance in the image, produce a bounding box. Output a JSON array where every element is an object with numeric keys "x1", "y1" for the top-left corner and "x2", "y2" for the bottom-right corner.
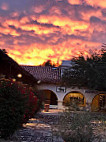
[{"x1": 21, "y1": 66, "x2": 61, "y2": 84}]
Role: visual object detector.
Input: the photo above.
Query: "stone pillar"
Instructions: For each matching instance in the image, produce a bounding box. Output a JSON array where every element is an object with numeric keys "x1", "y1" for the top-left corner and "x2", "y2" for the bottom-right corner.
[
  {"x1": 58, "y1": 101, "x2": 64, "y2": 109},
  {"x1": 83, "y1": 94, "x2": 92, "y2": 112},
  {"x1": 85, "y1": 102, "x2": 92, "y2": 112}
]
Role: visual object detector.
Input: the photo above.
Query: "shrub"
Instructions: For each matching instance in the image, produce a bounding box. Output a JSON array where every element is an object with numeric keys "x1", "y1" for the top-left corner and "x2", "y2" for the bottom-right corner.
[
  {"x1": 33, "y1": 90, "x2": 45, "y2": 111},
  {"x1": 0, "y1": 79, "x2": 38, "y2": 139},
  {"x1": 58, "y1": 108, "x2": 106, "y2": 142},
  {"x1": 0, "y1": 79, "x2": 28, "y2": 139},
  {"x1": 58, "y1": 110, "x2": 94, "y2": 142},
  {"x1": 23, "y1": 89, "x2": 38, "y2": 122}
]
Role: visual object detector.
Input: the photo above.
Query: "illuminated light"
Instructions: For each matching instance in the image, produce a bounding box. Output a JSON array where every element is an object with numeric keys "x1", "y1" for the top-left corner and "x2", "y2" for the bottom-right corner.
[
  {"x1": 12, "y1": 78, "x2": 16, "y2": 82},
  {"x1": 37, "y1": 80, "x2": 41, "y2": 84},
  {"x1": 17, "y1": 73, "x2": 22, "y2": 78}
]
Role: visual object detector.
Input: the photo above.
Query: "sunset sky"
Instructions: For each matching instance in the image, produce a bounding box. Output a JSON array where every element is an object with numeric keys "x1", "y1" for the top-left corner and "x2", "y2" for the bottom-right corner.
[{"x1": 0, "y1": 0, "x2": 106, "y2": 65}]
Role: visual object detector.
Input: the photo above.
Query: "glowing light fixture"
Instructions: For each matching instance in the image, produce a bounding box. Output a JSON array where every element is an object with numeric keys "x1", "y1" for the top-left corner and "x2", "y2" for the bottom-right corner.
[
  {"x1": 37, "y1": 80, "x2": 41, "y2": 84},
  {"x1": 17, "y1": 73, "x2": 22, "y2": 78}
]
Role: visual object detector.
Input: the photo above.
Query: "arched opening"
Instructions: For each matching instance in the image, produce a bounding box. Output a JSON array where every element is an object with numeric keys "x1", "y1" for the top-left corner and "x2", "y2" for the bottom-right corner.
[
  {"x1": 63, "y1": 92, "x2": 86, "y2": 107},
  {"x1": 91, "y1": 94, "x2": 106, "y2": 112},
  {"x1": 42, "y1": 90, "x2": 58, "y2": 106}
]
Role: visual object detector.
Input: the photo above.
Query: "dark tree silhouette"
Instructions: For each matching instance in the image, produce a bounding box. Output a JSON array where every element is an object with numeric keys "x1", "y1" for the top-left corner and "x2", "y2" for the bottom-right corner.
[
  {"x1": 62, "y1": 49, "x2": 106, "y2": 91},
  {"x1": 1, "y1": 49, "x2": 7, "y2": 54},
  {"x1": 43, "y1": 60, "x2": 56, "y2": 67}
]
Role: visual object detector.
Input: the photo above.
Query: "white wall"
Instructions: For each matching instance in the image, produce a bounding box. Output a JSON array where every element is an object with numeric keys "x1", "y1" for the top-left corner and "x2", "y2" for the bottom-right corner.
[{"x1": 37, "y1": 83, "x2": 100, "y2": 110}]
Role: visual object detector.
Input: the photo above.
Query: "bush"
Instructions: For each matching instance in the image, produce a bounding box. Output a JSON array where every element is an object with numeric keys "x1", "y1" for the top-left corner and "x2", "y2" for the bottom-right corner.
[
  {"x1": 59, "y1": 108, "x2": 106, "y2": 142},
  {"x1": 23, "y1": 88, "x2": 38, "y2": 122},
  {"x1": 0, "y1": 79, "x2": 28, "y2": 138},
  {"x1": 33, "y1": 90, "x2": 46, "y2": 111},
  {"x1": 59, "y1": 111, "x2": 94, "y2": 142},
  {"x1": 0, "y1": 79, "x2": 38, "y2": 139}
]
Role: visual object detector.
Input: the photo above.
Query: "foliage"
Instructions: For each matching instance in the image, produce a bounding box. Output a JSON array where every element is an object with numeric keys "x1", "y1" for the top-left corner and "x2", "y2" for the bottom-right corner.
[
  {"x1": 1, "y1": 49, "x2": 7, "y2": 54},
  {"x1": 23, "y1": 89, "x2": 38, "y2": 122},
  {"x1": 0, "y1": 79, "x2": 27, "y2": 138},
  {"x1": 58, "y1": 109, "x2": 106, "y2": 142},
  {"x1": 0, "y1": 78, "x2": 38, "y2": 139},
  {"x1": 33, "y1": 90, "x2": 46, "y2": 110},
  {"x1": 64, "y1": 99, "x2": 83, "y2": 111},
  {"x1": 42, "y1": 60, "x2": 56, "y2": 67},
  {"x1": 62, "y1": 50, "x2": 106, "y2": 91}
]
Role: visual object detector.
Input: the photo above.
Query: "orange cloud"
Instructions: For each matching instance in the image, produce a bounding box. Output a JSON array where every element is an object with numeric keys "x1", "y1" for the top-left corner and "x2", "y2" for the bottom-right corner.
[
  {"x1": 20, "y1": 17, "x2": 30, "y2": 24},
  {"x1": 49, "y1": 7, "x2": 62, "y2": 15},
  {"x1": 85, "y1": 0, "x2": 106, "y2": 8},
  {"x1": 38, "y1": 15, "x2": 89, "y2": 34},
  {"x1": 0, "y1": 40, "x2": 5, "y2": 47},
  {"x1": 8, "y1": 43, "x2": 55, "y2": 65},
  {"x1": 0, "y1": 26, "x2": 20, "y2": 36},
  {"x1": 68, "y1": 0, "x2": 81, "y2": 5},
  {"x1": 20, "y1": 23, "x2": 59, "y2": 35},
  {"x1": 32, "y1": 5, "x2": 45, "y2": 13},
  {"x1": 0, "y1": 0, "x2": 105, "y2": 66},
  {"x1": 81, "y1": 9, "x2": 103, "y2": 21},
  {"x1": 5, "y1": 19, "x2": 20, "y2": 28},
  {"x1": 1, "y1": 2, "x2": 9, "y2": 10},
  {"x1": 11, "y1": 12, "x2": 20, "y2": 18},
  {"x1": 7, "y1": 37, "x2": 101, "y2": 66}
]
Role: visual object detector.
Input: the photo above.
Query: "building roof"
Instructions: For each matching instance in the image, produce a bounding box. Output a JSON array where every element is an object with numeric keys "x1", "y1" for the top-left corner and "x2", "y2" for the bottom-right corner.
[
  {"x1": 22, "y1": 66, "x2": 61, "y2": 84},
  {"x1": 0, "y1": 50, "x2": 37, "y2": 85},
  {"x1": 61, "y1": 60, "x2": 73, "y2": 67}
]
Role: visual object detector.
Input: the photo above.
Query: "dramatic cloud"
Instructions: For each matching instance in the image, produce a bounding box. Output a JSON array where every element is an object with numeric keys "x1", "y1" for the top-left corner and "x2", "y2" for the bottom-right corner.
[
  {"x1": 68, "y1": 0, "x2": 81, "y2": 5},
  {"x1": 1, "y1": 2, "x2": 9, "y2": 10},
  {"x1": 0, "y1": 0, "x2": 106, "y2": 65},
  {"x1": 85, "y1": 0, "x2": 106, "y2": 8}
]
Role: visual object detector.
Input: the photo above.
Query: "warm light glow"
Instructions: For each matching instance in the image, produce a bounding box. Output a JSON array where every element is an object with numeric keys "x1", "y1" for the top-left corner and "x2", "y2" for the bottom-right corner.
[
  {"x1": 12, "y1": 78, "x2": 16, "y2": 82},
  {"x1": 37, "y1": 80, "x2": 41, "y2": 84},
  {"x1": 17, "y1": 74, "x2": 22, "y2": 78}
]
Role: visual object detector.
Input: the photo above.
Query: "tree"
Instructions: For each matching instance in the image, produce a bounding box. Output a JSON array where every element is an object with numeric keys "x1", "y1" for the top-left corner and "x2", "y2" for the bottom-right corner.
[
  {"x1": 42, "y1": 60, "x2": 56, "y2": 67},
  {"x1": 1, "y1": 49, "x2": 7, "y2": 54},
  {"x1": 62, "y1": 50, "x2": 106, "y2": 91}
]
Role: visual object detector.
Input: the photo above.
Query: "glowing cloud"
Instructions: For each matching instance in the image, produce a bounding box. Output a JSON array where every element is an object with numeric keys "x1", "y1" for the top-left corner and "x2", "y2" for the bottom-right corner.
[
  {"x1": 68, "y1": 0, "x2": 81, "y2": 5},
  {"x1": 0, "y1": 0, "x2": 105, "y2": 66},
  {"x1": 1, "y1": 2, "x2": 9, "y2": 10},
  {"x1": 85, "y1": 0, "x2": 106, "y2": 8}
]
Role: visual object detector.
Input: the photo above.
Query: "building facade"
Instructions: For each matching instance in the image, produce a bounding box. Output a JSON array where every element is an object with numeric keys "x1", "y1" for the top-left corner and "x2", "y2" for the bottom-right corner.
[{"x1": 22, "y1": 61, "x2": 106, "y2": 112}]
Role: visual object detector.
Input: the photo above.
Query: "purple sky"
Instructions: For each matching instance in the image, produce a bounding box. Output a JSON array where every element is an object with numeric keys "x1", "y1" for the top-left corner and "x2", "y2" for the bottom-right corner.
[{"x1": 0, "y1": 0, "x2": 106, "y2": 65}]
